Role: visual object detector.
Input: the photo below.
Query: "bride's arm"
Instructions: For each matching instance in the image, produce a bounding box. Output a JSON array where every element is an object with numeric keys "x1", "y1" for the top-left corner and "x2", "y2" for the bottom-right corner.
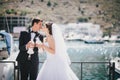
[{"x1": 42, "y1": 36, "x2": 55, "y2": 54}]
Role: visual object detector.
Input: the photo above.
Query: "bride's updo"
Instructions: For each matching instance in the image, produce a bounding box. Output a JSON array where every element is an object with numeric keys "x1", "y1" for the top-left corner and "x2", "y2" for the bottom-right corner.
[{"x1": 45, "y1": 23, "x2": 53, "y2": 35}]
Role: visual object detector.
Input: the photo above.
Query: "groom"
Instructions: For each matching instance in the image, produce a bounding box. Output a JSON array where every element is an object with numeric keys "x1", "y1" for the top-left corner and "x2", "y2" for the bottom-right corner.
[{"x1": 16, "y1": 18, "x2": 43, "y2": 80}]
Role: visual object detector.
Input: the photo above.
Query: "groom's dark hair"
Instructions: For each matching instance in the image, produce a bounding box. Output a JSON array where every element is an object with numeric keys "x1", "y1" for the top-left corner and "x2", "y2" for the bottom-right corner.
[
  {"x1": 46, "y1": 23, "x2": 53, "y2": 35},
  {"x1": 32, "y1": 18, "x2": 43, "y2": 26}
]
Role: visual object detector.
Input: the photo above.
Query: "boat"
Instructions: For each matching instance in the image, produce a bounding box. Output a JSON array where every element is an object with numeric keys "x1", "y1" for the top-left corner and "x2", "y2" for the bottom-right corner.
[
  {"x1": 109, "y1": 35, "x2": 118, "y2": 42},
  {"x1": 115, "y1": 39, "x2": 120, "y2": 43},
  {"x1": 83, "y1": 36, "x2": 104, "y2": 44},
  {"x1": 109, "y1": 35, "x2": 120, "y2": 43},
  {"x1": 0, "y1": 30, "x2": 18, "y2": 80},
  {"x1": 84, "y1": 40, "x2": 104, "y2": 44},
  {"x1": 111, "y1": 57, "x2": 120, "y2": 80},
  {"x1": 102, "y1": 36, "x2": 110, "y2": 42},
  {"x1": 64, "y1": 32, "x2": 83, "y2": 41}
]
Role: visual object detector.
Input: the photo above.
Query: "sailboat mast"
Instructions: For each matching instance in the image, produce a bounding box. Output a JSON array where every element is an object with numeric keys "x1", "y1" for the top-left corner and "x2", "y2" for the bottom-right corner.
[{"x1": 5, "y1": 14, "x2": 10, "y2": 33}]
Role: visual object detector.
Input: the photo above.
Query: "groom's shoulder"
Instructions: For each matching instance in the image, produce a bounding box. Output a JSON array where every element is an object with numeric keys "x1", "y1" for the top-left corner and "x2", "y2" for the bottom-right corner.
[
  {"x1": 20, "y1": 30, "x2": 29, "y2": 35},
  {"x1": 20, "y1": 29, "x2": 29, "y2": 34}
]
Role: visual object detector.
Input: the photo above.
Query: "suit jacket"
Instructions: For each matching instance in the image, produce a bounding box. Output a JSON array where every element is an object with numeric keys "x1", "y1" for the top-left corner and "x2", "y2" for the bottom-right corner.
[{"x1": 16, "y1": 31, "x2": 43, "y2": 62}]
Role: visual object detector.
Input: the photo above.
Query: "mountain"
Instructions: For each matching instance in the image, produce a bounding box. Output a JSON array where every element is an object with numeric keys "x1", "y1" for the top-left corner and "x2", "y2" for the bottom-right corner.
[{"x1": 0, "y1": 0, "x2": 120, "y2": 35}]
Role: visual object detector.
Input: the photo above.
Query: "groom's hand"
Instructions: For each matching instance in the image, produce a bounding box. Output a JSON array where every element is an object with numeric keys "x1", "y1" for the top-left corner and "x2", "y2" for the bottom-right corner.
[{"x1": 26, "y1": 41, "x2": 35, "y2": 49}]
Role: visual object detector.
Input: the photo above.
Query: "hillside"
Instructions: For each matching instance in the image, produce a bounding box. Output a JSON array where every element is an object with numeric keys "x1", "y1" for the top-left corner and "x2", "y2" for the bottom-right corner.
[{"x1": 0, "y1": 0, "x2": 120, "y2": 35}]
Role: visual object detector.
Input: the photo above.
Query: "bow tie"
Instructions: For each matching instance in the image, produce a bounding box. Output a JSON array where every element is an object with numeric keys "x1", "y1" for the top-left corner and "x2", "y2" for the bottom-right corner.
[
  {"x1": 31, "y1": 31, "x2": 39, "y2": 37},
  {"x1": 31, "y1": 31, "x2": 37, "y2": 33}
]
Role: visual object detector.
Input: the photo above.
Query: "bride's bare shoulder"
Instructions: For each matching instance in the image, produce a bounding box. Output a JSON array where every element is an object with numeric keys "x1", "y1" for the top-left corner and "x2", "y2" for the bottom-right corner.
[{"x1": 44, "y1": 36, "x2": 54, "y2": 42}]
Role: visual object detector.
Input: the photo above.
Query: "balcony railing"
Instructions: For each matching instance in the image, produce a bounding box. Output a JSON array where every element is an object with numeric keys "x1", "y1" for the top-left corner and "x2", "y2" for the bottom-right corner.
[{"x1": 0, "y1": 61, "x2": 115, "y2": 80}]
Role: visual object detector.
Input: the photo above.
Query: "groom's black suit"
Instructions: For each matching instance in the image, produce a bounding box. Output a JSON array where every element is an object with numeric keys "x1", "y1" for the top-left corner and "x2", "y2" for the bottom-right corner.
[{"x1": 16, "y1": 30, "x2": 43, "y2": 80}]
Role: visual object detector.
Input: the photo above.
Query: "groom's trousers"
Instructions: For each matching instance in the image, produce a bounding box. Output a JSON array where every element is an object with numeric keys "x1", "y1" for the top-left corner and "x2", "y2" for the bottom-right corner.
[{"x1": 18, "y1": 60, "x2": 39, "y2": 80}]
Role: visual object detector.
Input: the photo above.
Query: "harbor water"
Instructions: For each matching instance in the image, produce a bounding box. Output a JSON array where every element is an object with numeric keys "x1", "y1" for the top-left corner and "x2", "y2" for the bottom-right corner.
[
  {"x1": 38, "y1": 41, "x2": 120, "y2": 80},
  {"x1": 1, "y1": 40, "x2": 120, "y2": 80}
]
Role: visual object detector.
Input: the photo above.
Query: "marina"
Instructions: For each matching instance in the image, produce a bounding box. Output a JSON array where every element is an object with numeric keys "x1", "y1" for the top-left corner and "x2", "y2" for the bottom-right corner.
[{"x1": 0, "y1": 31, "x2": 120, "y2": 80}]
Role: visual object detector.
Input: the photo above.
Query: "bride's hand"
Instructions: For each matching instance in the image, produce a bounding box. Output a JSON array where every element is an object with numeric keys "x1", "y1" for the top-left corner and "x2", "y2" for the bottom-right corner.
[
  {"x1": 36, "y1": 43, "x2": 43, "y2": 49},
  {"x1": 41, "y1": 27, "x2": 49, "y2": 36}
]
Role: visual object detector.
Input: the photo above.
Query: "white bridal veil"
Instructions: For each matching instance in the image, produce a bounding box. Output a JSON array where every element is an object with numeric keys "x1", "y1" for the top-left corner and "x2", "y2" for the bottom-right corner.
[{"x1": 52, "y1": 23, "x2": 71, "y2": 65}]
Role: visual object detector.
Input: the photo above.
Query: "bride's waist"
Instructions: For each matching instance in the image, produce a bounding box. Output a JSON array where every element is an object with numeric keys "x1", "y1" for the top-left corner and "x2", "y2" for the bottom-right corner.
[{"x1": 46, "y1": 53, "x2": 54, "y2": 57}]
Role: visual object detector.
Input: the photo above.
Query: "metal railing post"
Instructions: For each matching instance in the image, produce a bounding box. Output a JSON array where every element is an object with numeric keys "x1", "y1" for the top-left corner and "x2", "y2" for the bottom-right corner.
[
  {"x1": 109, "y1": 61, "x2": 111, "y2": 80},
  {"x1": 16, "y1": 62, "x2": 20, "y2": 80},
  {"x1": 18, "y1": 66, "x2": 20, "y2": 80},
  {"x1": 80, "y1": 62, "x2": 83, "y2": 80},
  {"x1": 13, "y1": 62, "x2": 16, "y2": 80},
  {"x1": 112, "y1": 62, "x2": 115, "y2": 80}
]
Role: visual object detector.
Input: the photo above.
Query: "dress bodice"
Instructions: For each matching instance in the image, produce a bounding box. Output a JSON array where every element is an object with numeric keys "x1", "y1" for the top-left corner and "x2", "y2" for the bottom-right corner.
[{"x1": 44, "y1": 42, "x2": 55, "y2": 60}]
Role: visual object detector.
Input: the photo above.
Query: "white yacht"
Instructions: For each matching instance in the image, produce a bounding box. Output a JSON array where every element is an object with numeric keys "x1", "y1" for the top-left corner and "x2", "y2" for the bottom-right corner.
[
  {"x1": 83, "y1": 36, "x2": 104, "y2": 44},
  {"x1": 111, "y1": 57, "x2": 120, "y2": 79},
  {"x1": 0, "y1": 30, "x2": 19, "y2": 80},
  {"x1": 64, "y1": 32, "x2": 83, "y2": 41}
]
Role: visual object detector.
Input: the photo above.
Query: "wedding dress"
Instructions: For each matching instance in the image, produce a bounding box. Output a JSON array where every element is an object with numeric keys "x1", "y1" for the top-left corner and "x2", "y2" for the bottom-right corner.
[{"x1": 36, "y1": 24, "x2": 79, "y2": 80}]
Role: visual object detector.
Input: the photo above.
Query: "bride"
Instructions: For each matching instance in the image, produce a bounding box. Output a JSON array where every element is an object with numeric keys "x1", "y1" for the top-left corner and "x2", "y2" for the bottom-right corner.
[{"x1": 36, "y1": 23, "x2": 79, "y2": 80}]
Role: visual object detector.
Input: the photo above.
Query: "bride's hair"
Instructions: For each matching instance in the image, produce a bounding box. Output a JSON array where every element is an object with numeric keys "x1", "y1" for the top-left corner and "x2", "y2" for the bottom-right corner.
[{"x1": 45, "y1": 23, "x2": 53, "y2": 35}]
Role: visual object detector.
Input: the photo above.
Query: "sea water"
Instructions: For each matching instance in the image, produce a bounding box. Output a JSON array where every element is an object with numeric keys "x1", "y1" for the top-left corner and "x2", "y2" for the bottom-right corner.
[
  {"x1": 1, "y1": 40, "x2": 120, "y2": 80},
  {"x1": 38, "y1": 41, "x2": 120, "y2": 80}
]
